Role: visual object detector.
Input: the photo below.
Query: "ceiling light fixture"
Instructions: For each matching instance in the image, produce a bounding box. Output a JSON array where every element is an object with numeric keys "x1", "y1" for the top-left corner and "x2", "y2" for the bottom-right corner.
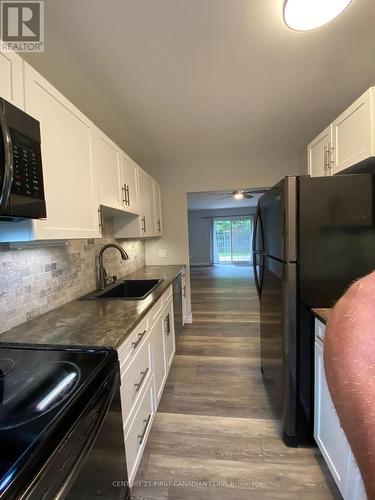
[
  {"x1": 233, "y1": 191, "x2": 244, "y2": 200},
  {"x1": 283, "y1": 0, "x2": 352, "y2": 31}
]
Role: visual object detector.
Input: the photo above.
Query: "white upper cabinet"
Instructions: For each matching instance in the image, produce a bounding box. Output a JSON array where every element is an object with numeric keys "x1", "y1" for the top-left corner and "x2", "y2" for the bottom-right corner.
[
  {"x1": 331, "y1": 88, "x2": 374, "y2": 174},
  {"x1": 23, "y1": 63, "x2": 101, "y2": 240},
  {"x1": 308, "y1": 87, "x2": 375, "y2": 177},
  {"x1": 121, "y1": 154, "x2": 139, "y2": 215},
  {"x1": 0, "y1": 50, "x2": 162, "y2": 242},
  {"x1": 139, "y1": 167, "x2": 156, "y2": 237},
  {"x1": 92, "y1": 133, "x2": 140, "y2": 216},
  {"x1": 153, "y1": 180, "x2": 162, "y2": 235},
  {"x1": 92, "y1": 130, "x2": 123, "y2": 211},
  {"x1": 113, "y1": 166, "x2": 161, "y2": 238},
  {"x1": 308, "y1": 125, "x2": 332, "y2": 177},
  {"x1": 0, "y1": 51, "x2": 24, "y2": 108}
]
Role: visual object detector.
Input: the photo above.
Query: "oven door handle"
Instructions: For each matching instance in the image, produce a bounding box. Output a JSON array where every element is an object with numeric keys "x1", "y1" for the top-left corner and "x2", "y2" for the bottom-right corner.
[{"x1": 0, "y1": 106, "x2": 13, "y2": 209}]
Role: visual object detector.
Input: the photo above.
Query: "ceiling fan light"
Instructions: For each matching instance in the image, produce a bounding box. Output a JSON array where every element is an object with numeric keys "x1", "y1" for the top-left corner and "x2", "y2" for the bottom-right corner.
[
  {"x1": 233, "y1": 191, "x2": 244, "y2": 200},
  {"x1": 283, "y1": 0, "x2": 352, "y2": 31}
]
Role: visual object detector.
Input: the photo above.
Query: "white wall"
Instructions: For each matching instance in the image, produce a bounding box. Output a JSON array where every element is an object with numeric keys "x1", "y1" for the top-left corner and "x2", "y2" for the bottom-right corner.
[
  {"x1": 145, "y1": 151, "x2": 305, "y2": 318},
  {"x1": 188, "y1": 207, "x2": 255, "y2": 266}
]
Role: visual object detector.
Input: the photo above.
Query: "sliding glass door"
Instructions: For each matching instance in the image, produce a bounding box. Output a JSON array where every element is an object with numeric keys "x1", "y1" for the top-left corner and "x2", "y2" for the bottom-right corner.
[{"x1": 213, "y1": 217, "x2": 252, "y2": 264}]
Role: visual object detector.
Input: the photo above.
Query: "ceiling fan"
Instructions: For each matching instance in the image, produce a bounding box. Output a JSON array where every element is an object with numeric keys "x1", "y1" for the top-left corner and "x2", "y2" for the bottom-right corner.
[{"x1": 207, "y1": 188, "x2": 265, "y2": 201}]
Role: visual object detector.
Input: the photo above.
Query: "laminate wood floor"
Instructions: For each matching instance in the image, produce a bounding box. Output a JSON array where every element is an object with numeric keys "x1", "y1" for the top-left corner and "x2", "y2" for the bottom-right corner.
[{"x1": 131, "y1": 265, "x2": 340, "y2": 500}]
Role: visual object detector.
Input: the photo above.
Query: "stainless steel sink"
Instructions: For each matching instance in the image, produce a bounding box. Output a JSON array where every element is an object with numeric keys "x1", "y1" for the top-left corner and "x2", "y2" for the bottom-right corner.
[{"x1": 80, "y1": 279, "x2": 163, "y2": 301}]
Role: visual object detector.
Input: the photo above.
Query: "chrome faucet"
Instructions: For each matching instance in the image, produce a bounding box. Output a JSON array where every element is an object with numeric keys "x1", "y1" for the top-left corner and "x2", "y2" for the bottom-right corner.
[{"x1": 98, "y1": 243, "x2": 129, "y2": 290}]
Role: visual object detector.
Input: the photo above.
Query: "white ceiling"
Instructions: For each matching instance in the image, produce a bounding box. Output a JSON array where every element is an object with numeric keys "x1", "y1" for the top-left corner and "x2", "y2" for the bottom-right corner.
[
  {"x1": 23, "y1": 0, "x2": 375, "y2": 170},
  {"x1": 187, "y1": 190, "x2": 264, "y2": 211}
]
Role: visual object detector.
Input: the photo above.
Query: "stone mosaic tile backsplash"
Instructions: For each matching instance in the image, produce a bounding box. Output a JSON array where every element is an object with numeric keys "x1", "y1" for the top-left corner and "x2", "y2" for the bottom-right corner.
[{"x1": 0, "y1": 220, "x2": 145, "y2": 334}]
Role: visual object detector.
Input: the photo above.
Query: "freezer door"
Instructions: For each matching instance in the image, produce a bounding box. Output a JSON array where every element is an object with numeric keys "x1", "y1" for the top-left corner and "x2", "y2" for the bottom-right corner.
[
  {"x1": 299, "y1": 174, "x2": 375, "y2": 306},
  {"x1": 260, "y1": 256, "x2": 297, "y2": 439},
  {"x1": 259, "y1": 177, "x2": 297, "y2": 262}
]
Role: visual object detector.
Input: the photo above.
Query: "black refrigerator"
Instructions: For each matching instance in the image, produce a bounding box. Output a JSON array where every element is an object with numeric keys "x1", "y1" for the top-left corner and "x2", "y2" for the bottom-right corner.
[{"x1": 252, "y1": 174, "x2": 375, "y2": 446}]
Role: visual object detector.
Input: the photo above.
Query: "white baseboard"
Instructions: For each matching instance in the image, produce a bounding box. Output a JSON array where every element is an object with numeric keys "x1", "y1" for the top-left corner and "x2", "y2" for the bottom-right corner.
[{"x1": 184, "y1": 314, "x2": 193, "y2": 324}]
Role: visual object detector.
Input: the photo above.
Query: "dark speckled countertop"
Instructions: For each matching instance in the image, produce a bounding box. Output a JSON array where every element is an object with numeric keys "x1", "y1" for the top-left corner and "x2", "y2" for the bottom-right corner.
[
  {"x1": 311, "y1": 308, "x2": 331, "y2": 324},
  {"x1": 0, "y1": 265, "x2": 185, "y2": 349}
]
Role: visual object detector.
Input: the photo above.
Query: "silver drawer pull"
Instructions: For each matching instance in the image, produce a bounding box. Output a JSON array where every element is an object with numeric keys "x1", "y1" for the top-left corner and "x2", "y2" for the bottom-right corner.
[
  {"x1": 131, "y1": 329, "x2": 147, "y2": 349},
  {"x1": 134, "y1": 368, "x2": 149, "y2": 392},
  {"x1": 164, "y1": 313, "x2": 171, "y2": 336},
  {"x1": 137, "y1": 414, "x2": 151, "y2": 445}
]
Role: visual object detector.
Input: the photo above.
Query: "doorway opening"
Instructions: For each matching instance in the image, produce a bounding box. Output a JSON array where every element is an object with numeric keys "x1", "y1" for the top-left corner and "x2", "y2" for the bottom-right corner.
[
  {"x1": 187, "y1": 188, "x2": 266, "y2": 267},
  {"x1": 212, "y1": 217, "x2": 252, "y2": 264}
]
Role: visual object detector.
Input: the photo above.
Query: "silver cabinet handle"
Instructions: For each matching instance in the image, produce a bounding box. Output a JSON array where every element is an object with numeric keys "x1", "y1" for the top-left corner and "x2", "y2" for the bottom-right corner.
[
  {"x1": 323, "y1": 145, "x2": 328, "y2": 173},
  {"x1": 329, "y1": 143, "x2": 335, "y2": 172},
  {"x1": 131, "y1": 329, "x2": 147, "y2": 349},
  {"x1": 125, "y1": 184, "x2": 130, "y2": 206},
  {"x1": 157, "y1": 219, "x2": 161, "y2": 232},
  {"x1": 97, "y1": 206, "x2": 104, "y2": 229},
  {"x1": 164, "y1": 313, "x2": 171, "y2": 335},
  {"x1": 122, "y1": 184, "x2": 127, "y2": 204},
  {"x1": 137, "y1": 414, "x2": 151, "y2": 445},
  {"x1": 0, "y1": 105, "x2": 13, "y2": 209},
  {"x1": 141, "y1": 216, "x2": 146, "y2": 233},
  {"x1": 183, "y1": 285, "x2": 186, "y2": 298},
  {"x1": 134, "y1": 367, "x2": 149, "y2": 392}
]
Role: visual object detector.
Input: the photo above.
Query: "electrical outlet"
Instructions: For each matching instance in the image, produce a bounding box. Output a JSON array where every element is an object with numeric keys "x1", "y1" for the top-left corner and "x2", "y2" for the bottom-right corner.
[{"x1": 159, "y1": 249, "x2": 167, "y2": 258}]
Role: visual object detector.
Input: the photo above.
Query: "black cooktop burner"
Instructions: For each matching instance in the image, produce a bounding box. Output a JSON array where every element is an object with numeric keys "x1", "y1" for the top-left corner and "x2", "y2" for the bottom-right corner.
[
  {"x1": 0, "y1": 361, "x2": 81, "y2": 430},
  {"x1": 0, "y1": 359, "x2": 16, "y2": 379},
  {"x1": 0, "y1": 344, "x2": 115, "y2": 497}
]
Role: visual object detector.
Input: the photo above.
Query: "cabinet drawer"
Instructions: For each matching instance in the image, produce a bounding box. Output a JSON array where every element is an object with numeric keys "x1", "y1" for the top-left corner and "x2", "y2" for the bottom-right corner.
[
  {"x1": 121, "y1": 340, "x2": 151, "y2": 425},
  {"x1": 118, "y1": 316, "x2": 149, "y2": 368},
  {"x1": 124, "y1": 377, "x2": 154, "y2": 484}
]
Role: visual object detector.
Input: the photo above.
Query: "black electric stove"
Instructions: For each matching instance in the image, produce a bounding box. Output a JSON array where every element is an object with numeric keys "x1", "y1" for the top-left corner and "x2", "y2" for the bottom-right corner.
[{"x1": 0, "y1": 344, "x2": 130, "y2": 499}]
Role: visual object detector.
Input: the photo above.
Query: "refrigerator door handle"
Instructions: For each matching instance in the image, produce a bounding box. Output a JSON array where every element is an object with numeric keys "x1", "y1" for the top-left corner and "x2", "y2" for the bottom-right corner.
[
  {"x1": 252, "y1": 204, "x2": 265, "y2": 298},
  {"x1": 253, "y1": 203, "x2": 264, "y2": 253},
  {"x1": 252, "y1": 252, "x2": 264, "y2": 298}
]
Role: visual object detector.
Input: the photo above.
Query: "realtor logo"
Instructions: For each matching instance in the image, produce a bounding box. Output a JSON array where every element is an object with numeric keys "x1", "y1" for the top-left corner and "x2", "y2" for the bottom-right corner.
[{"x1": 1, "y1": 1, "x2": 44, "y2": 52}]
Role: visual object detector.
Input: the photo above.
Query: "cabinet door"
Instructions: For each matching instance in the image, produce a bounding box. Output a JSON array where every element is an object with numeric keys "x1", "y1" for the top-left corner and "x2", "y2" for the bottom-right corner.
[
  {"x1": 92, "y1": 131, "x2": 123, "y2": 211},
  {"x1": 332, "y1": 88, "x2": 373, "y2": 174},
  {"x1": 121, "y1": 154, "x2": 139, "y2": 215},
  {"x1": 307, "y1": 126, "x2": 332, "y2": 177},
  {"x1": 150, "y1": 314, "x2": 167, "y2": 405},
  {"x1": 24, "y1": 64, "x2": 101, "y2": 239},
  {"x1": 0, "y1": 51, "x2": 23, "y2": 108},
  {"x1": 163, "y1": 300, "x2": 175, "y2": 370},
  {"x1": 182, "y1": 272, "x2": 187, "y2": 324},
  {"x1": 345, "y1": 454, "x2": 367, "y2": 500},
  {"x1": 314, "y1": 340, "x2": 351, "y2": 496},
  {"x1": 138, "y1": 168, "x2": 155, "y2": 237},
  {"x1": 153, "y1": 180, "x2": 162, "y2": 235}
]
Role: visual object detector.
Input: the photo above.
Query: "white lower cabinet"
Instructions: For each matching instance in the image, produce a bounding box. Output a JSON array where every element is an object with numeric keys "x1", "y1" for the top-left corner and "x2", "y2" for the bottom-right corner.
[
  {"x1": 124, "y1": 376, "x2": 155, "y2": 484},
  {"x1": 120, "y1": 338, "x2": 152, "y2": 426},
  {"x1": 163, "y1": 299, "x2": 175, "y2": 370},
  {"x1": 150, "y1": 314, "x2": 167, "y2": 405},
  {"x1": 118, "y1": 285, "x2": 176, "y2": 485},
  {"x1": 314, "y1": 320, "x2": 366, "y2": 499}
]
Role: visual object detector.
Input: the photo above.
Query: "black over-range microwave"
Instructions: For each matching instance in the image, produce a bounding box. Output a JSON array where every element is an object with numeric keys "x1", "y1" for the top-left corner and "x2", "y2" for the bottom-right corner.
[{"x1": 0, "y1": 97, "x2": 46, "y2": 220}]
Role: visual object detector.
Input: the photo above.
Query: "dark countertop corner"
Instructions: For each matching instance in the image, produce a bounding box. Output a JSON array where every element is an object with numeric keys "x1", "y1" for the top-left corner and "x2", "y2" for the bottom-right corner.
[
  {"x1": 0, "y1": 265, "x2": 185, "y2": 350},
  {"x1": 311, "y1": 308, "x2": 331, "y2": 324}
]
